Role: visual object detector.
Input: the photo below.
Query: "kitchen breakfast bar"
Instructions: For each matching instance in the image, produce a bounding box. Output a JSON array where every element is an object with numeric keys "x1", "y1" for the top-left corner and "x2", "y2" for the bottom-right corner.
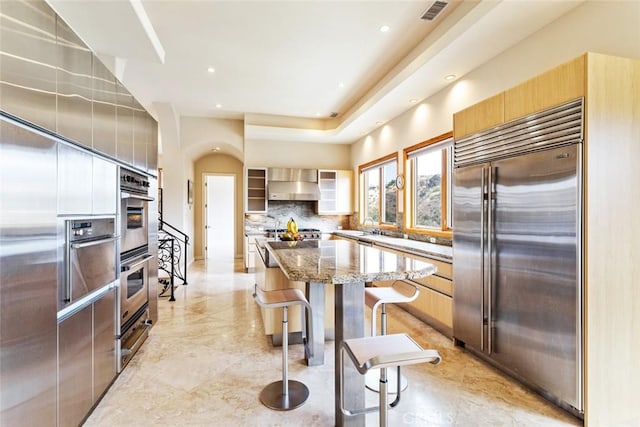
[{"x1": 265, "y1": 239, "x2": 436, "y2": 426}]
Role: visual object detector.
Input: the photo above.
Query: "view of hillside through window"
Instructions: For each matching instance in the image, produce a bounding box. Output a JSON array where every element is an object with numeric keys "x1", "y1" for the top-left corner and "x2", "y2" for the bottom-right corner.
[
  {"x1": 382, "y1": 162, "x2": 396, "y2": 223},
  {"x1": 414, "y1": 150, "x2": 442, "y2": 228},
  {"x1": 365, "y1": 168, "x2": 379, "y2": 222},
  {"x1": 364, "y1": 160, "x2": 397, "y2": 224}
]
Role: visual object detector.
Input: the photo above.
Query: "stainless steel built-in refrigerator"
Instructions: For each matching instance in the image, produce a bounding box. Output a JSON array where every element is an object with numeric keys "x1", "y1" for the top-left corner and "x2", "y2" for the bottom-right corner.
[{"x1": 452, "y1": 99, "x2": 584, "y2": 415}]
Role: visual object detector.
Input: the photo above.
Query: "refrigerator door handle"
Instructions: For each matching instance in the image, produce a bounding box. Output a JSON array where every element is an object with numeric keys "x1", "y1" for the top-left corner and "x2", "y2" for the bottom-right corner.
[
  {"x1": 487, "y1": 166, "x2": 496, "y2": 355},
  {"x1": 480, "y1": 166, "x2": 487, "y2": 352}
]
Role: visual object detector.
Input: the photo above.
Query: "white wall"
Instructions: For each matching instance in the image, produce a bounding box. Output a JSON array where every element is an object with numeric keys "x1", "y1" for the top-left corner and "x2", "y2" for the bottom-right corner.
[
  {"x1": 155, "y1": 102, "x2": 184, "y2": 226},
  {"x1": 181, "y1": 117, "x2": 244, "y2": 161},
  {"x1": 350, "y1": 0, "x2": 640, "y2": 204}
]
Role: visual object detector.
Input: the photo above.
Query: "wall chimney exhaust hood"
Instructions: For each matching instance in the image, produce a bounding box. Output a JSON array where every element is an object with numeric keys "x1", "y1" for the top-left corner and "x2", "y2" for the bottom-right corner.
[{"x1": 267, "y1": 168, "x2": 320, "y2": 201}]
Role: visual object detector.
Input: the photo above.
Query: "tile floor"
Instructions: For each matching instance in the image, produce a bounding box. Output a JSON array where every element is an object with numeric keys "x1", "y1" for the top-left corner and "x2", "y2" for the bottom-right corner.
[{"x1": 84, "y1": 259, "x2": 582, "y2": 426}]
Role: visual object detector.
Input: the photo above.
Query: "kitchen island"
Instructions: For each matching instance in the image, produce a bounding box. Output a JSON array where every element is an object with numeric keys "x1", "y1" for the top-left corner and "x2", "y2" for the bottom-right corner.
[{"x1": 265, "y1": 239, "x2": 436, "y2": 427}]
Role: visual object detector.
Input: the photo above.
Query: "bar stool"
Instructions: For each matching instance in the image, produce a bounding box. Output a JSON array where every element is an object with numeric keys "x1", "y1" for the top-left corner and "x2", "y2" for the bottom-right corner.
[
  {"x1": 339, "y1": 333, "x2": 441, "y2": 427},
  {"x1": 253, "y1": 284, "x2": 313, "y2": 411},
  {"x1": 365, "y1": 280, "x2": 420, "y2": 393}
]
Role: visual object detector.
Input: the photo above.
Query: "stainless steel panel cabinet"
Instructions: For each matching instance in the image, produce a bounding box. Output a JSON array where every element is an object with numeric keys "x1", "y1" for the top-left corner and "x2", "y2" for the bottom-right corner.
[
  {"x1": 0, "y1": 117, "x2": 58, "y2": 426},
  {"x1": 116, "y1": 80, "x2": 134, "y2": 165},
  {"x1": 0, "y1": 0, "x2": 57, "y2": 130},
  {"x1": 133, "y1": 103, "x2": 148, "y2": 171},
  {"x1": 58, "y1": 305, "x2": 93, "y2": 427},
  {"x1": 452, "y1": 162, "x2": 485, "y2": 350},
  {"x1": 92, "y1": 156, "x2": 118, "y2": 214},
  {"x1": 94, "y1": 289, "x2": 117, "y2": 401},
  {"x1": 58, "y1": 143, "x2": 93, "y2": 214},
  {"x1": 58, "y1": 144, "x2": 117, "y2": 215},
  {"x1": 147, "y1": 177, "x2": 159, "y2": 325},
  {"x1": 147, "y1": 117, "x2": 159, "y2": 174},
  {"x1": 92, "y1": 56, "x2": 117, "y2": 157},
  {"x1": 56, "y1": 17, "x2": 93, "y2": 147},
  {"x1": 453, "y1": 144, "x2": 581, "y2": 410},
  {"x1": 490, "y1": 146, "x2": 579, "y2": 406}
]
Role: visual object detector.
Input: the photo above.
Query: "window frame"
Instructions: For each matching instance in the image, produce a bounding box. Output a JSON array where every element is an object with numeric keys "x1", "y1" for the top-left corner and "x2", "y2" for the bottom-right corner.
[
  {"x1": 403, "y1": 131, "x2": 453, "y2": 237},
  {"x1": 358, "y1": 152, "x2": 398, "y2": 229}
]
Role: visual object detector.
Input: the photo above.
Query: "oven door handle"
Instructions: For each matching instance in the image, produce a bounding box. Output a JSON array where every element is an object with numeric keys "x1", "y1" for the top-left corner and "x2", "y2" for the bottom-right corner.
[
  {"x1": 121, "y1": 254, "x2": 154, "y2": 272},
  {"x1": 70, "y1": 235, "x2": 118, "y2": 250},
  {"x1": 121, "y1": 192, "x2": 154, "y2": 202}
]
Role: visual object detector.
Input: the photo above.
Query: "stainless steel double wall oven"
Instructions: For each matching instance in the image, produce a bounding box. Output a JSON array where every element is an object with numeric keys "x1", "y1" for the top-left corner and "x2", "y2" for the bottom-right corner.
[{"x1": 118, "y1": 169, "x2": 155, "y2": 371}]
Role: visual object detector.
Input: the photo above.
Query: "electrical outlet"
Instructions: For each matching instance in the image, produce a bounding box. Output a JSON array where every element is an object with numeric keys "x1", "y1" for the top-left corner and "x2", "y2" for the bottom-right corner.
[
  {"x1": 403, "y1": 234, "x2": 408, "y2": 239},
  {"x1": 429, "y1": 237, "x2": 437, "y2": 244}
]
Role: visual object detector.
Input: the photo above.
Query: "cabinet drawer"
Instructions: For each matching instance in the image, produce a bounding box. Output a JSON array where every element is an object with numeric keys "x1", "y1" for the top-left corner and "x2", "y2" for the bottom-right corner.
[
  {"x1": 427, "y1": 258, "x2": 452, "y2": 280},
  {"x1": 404, "y1": 286, "x2": 452, "y2": 330},
  {"x1": 371, "y1": 243, "x2": 452, "y2": 279},
  {"x1": 410, "y1": 274, "x2": 452, "y2": 297}
]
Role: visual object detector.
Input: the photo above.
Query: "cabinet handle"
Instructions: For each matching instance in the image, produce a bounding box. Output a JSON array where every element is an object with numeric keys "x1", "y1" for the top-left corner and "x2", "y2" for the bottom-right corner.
[{"x1": 70, "y1": 235, "x2": 117, "y2": 250}]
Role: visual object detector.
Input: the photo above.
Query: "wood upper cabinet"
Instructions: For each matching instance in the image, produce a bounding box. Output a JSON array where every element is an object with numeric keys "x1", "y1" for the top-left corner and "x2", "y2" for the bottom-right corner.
[
  {"x1": 454, "y1": 55, "x2": 586, "y2": 141},
  {"x1": 453, "y1": 92, "x2": 504, "y2": 140},
  {"x1": 317, "y1": 169, "x2": 353, "y2": 215},
  {"x1": 245, "y1": 167, "x2": 267, "y2": 213},
  {"x1": 504, "y1": 55, "x2": 585, "y2": 122}
]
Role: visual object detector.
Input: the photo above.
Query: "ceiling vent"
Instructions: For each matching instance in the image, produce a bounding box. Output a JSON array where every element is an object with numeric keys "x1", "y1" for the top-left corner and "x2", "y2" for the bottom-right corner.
[
  {"x1": 421, "y1": 1, "x2": 448, "y2": 21},
  {"x1": 329, "y1": 112, "x2": 339, "y2": 118}
]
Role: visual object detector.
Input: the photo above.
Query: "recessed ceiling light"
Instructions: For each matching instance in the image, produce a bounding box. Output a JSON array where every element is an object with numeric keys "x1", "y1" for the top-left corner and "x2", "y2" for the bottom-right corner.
[
  {"x1": 215, "y1": 103, "x2": 222, "y2": 108},
  {"x1": 410, "y1": 99, "x2": 418, "y2": 104},
  {"x1": 315, "y1": 112, "x2": 321, "y2": 117},
  {"x1": 380, "y1": 25, "x2": 390, "y2": 32},
  {"x1": 376, "y1": 121, "x2": 384, "y2": 126},
  {"x1": 207, "y1": 67, "x2": 215, "y2": 73},
  {"x1": 211, "y1": 147, "x2": 221, "y2": 152},
  {"x1": 444, "y1": 74, "x2": 456, "y2": 81},
  {"x1": 338, "y1": 82, "x2": 345, "y2": 88}
]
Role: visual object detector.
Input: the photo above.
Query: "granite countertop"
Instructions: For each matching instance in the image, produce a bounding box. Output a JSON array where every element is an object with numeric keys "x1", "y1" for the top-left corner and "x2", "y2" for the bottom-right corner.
[
  {"x1": 332, "y1": 230, "x2": 453, "y2": 262},
  {"x1": 265, "y1": 239, "x2": 436, "y2": 285}
]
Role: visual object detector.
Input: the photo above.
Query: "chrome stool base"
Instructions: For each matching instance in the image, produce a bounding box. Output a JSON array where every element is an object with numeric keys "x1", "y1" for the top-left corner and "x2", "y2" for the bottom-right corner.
[
  {"x1": 259, "y1": 380, "x2": 309, "y2": 411},
  {"x1": 365, "y1": 369, "x2": 407, "y2": 393},
  {"x1": 253, "y1": 284, "x2": 313, "y2": 412}
]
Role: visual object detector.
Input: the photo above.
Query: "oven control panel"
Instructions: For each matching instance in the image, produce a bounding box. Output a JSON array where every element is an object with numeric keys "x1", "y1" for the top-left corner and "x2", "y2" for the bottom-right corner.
[{"x1": 120, "y1": 170, "x2": 150, "y2": 193}]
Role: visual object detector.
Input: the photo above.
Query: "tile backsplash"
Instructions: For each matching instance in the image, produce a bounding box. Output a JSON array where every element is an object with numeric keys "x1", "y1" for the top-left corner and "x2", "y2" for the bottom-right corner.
[{"x1": 245, "y1": 201, "x2": 350, "y2": 233}]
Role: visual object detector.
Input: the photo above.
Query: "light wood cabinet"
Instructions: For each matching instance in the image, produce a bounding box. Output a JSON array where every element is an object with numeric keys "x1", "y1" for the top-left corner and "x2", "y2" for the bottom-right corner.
[
  {"x1": 254, "y1": 248, "x2": 335, "y2": 344},
  {"x1": 582, "y1": 53, "x2": 640, "y2": 426},
  {"x1": 371, "y1": 248, "x2": 454, "y2": 337},
  {"x1": 244, "y1": 235, "x2": 258, "y2": 271},
  {"x1": 317, "y1": 169, "x2": 353, "y2": 215},
  {"x1": 453, "y1": 93, "x2": 504, "y2": 140},
  {"x1": 453, "y1": 55, "x2": 586, "y2": 140},
  {"x1": 504, "y1": 55, "x2": 585, "y2": 122},
  {"x1": 245, "y1": 167, "x2": 267, "y2": 213},
  {"x1": 453, "y1": 53, "x2": 640, "y2": 426}
]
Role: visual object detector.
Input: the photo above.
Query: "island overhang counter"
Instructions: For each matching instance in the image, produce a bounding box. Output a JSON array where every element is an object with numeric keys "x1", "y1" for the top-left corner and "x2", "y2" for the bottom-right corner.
[{"x1": 265, "y1": 239, "x2": 436, "y2": 427}]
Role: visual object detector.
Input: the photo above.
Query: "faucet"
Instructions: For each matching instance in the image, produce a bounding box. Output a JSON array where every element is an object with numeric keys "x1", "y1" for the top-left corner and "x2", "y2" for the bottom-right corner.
[
  {"x1": 363, "y1": 217, "x2": 374, "y2": 234},
  {"x1": 273, "y1": 219, "x2": 281, "y2": 239}
]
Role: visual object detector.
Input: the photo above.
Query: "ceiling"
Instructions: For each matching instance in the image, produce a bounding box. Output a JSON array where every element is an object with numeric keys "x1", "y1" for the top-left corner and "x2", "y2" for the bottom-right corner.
[{"x1": 46, "y1": 0, "x2": 583, "y2": 148}]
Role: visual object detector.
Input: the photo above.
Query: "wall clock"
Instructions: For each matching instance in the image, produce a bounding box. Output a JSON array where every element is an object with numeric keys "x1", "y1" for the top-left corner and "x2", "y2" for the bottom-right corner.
[{"x1": 395, "y1": 174, "x2": 405, "y2": 190}]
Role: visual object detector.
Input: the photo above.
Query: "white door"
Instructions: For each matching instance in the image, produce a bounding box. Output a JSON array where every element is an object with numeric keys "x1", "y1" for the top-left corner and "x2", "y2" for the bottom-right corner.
[{"x1": 205, "y1": 175, "x2": 235, "y2": 260}]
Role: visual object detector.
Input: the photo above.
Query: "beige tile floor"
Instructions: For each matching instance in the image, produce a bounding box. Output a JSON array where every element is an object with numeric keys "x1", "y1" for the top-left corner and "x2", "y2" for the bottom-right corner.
[{"x1": 85, "y1": 259, "x2": 582, "y2": 426}]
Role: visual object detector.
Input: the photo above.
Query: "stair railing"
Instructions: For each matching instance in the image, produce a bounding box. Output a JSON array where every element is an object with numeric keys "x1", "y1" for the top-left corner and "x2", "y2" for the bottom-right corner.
[{"x1": 157, "y1": 188, "x2": 189, "y2": 301}]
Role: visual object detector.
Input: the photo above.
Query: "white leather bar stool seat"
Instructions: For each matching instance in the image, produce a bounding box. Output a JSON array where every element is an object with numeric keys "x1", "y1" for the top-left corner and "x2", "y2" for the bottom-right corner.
[
  {"x1": 339, "y1": 333, "x2": 441, "y2": 427},
  {"x1": 253, "y1": 284, "x2": 312, "y2": 411},
  {"x1": 365, "y1": 280, "x2": 420, "y2": 393}
]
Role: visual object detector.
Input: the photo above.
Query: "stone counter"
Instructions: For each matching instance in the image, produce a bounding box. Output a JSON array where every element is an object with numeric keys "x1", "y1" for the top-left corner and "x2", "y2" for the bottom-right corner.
[
  {"x1": 266, "y1": 239, "x2": 436, "y2": 285},
  {"x1": 332, "y1": 230, "x2": 452, "y2": 261}
]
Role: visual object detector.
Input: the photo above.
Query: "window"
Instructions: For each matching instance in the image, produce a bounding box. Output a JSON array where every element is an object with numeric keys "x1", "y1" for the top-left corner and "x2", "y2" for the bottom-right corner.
[
  {"x1": 359, "y1": 153, "x2": 398, "y2": 226},
  {"x1": 404, "y1": 132, "x2": 453, "y2": 235}
]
